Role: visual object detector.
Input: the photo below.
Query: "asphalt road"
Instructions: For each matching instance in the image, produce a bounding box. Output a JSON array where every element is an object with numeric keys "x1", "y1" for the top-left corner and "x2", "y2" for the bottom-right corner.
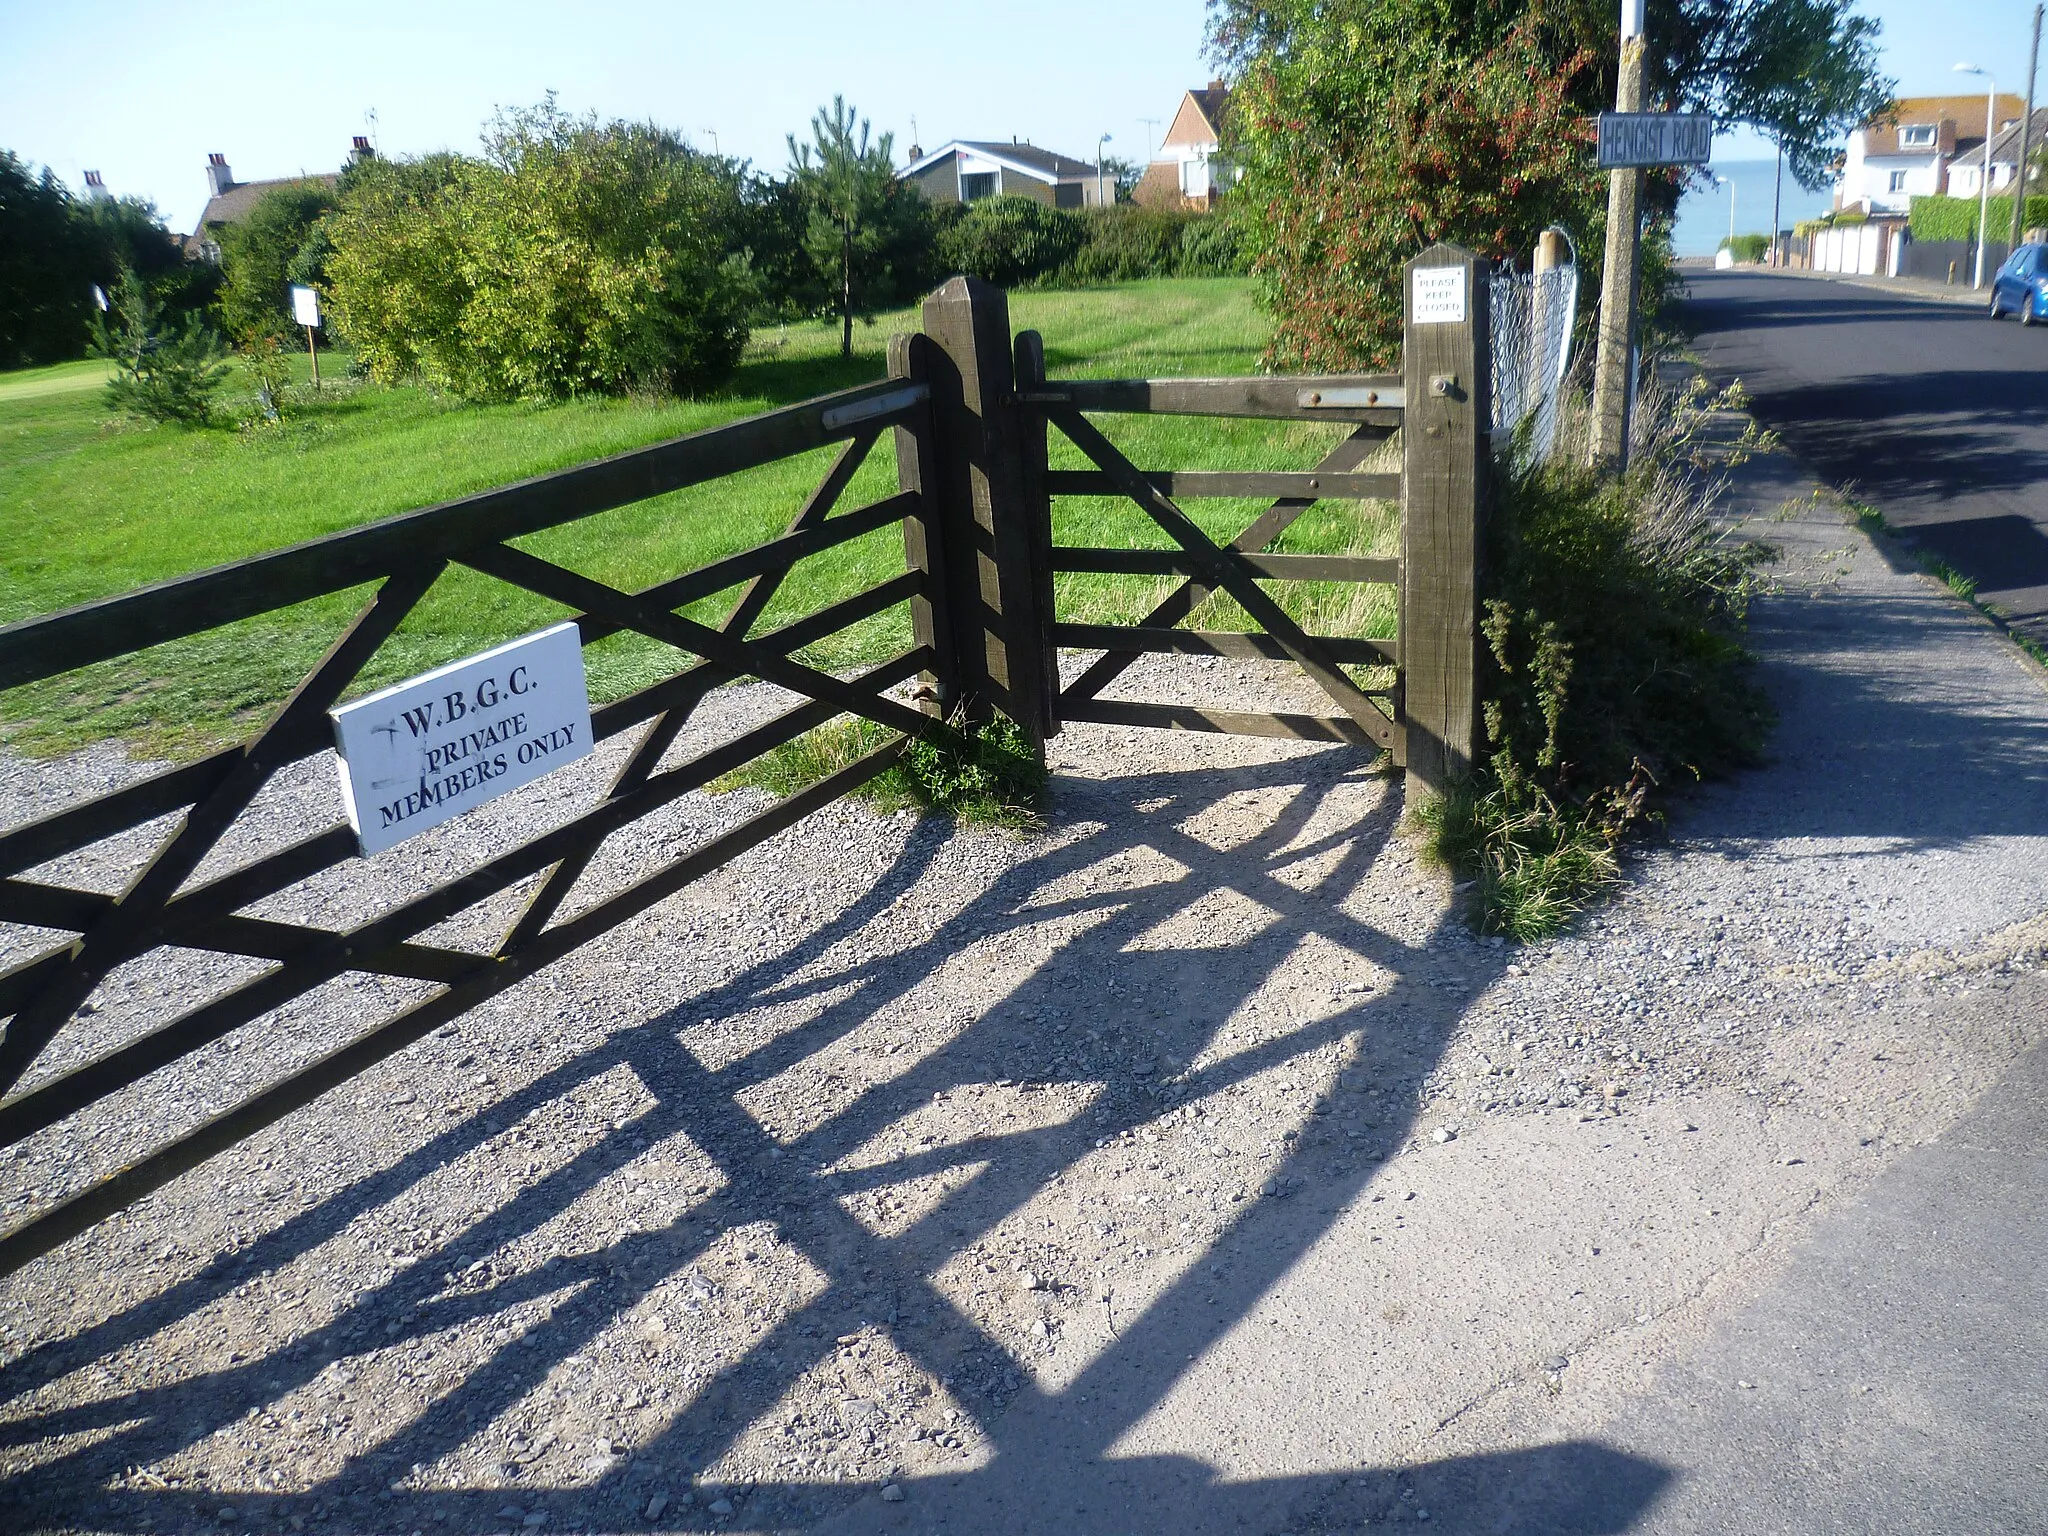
[{"x1": 1684, "y1": 269, "x2": 2048, "y2": 644}]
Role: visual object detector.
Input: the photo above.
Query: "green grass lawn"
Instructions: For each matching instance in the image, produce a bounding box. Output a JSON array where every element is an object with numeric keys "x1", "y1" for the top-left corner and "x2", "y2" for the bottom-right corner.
[{"x1": 0, "y1": 278, "x2": 1396, "y2": 758}]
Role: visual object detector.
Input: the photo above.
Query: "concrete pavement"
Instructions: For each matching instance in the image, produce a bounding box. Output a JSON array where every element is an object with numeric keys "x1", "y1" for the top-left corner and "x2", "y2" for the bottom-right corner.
[{"x1": 1685, "y1": 267, "x2": 2048, "y2": 650}]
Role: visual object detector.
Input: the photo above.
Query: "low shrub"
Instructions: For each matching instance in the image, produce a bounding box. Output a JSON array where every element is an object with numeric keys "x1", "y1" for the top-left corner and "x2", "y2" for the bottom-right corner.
[
  {"x1": 1412, "y1": 376, "x2": 1775, "y2": 938},
  {"x1": 1063, "y1": 205, "x2": 1187, "y2": 282},
  {"x1": 936, "y1": 196, "x2": 1084, "y2": 288},
  {"x1": 1718, "y1": 233, "x2": 1769, "y2": 263}
]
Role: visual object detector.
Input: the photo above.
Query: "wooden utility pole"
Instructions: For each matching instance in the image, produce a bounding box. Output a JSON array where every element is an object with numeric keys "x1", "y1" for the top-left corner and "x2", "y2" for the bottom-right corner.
[
  {"x1": 2014, "y1": 4, "x2": 2043, "y2": 254},
  {"x1": 1591, "y1": 0, "x2": 1648, "y2": 468}
]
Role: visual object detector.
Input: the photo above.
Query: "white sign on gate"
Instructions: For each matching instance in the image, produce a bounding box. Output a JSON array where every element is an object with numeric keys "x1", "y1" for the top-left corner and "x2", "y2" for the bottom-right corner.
[
  {"x1": 1411, "y1": 265, "x2": 1467, "y2": 325},
  {"x1": 330, "y1": 623, "x2": 592, "y2": 855}
]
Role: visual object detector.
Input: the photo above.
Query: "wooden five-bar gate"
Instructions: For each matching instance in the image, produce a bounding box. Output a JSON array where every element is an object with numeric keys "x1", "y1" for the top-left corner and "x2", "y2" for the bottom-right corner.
[{"x1": 0, "y1": 245, "x2": 1490, "y2": 1275}]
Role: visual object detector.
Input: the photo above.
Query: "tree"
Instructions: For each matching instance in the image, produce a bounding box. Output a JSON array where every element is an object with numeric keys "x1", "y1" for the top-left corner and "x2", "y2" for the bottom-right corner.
[
  {"x1": 320, "y1": 152, "x2": 467, "y2": 383},
  {"x1": 0, "y1": 151, "x2": 93, "y2": 368},
  {"x1": 788, "y1": 97, "x2": 920, "y2": 357},
  {"x1": 90, "y1": 266, "x2": 228, "y2": 426},
  {"x1": 1224, "y1": 16, "x2": 1604, "y2": 368},
  {"x1": 1710, "y1": 0, "x2": 1891, "y2": 188},
  {"x1": 217, "y1": 181, "x2": 339, "y2": 340},
  {"x1": 1211, "y1": 0, "x2": 1893, "y2": 365},
  {"x1": 324, "y1": 102, "x2": 756, "y2": 400},
  {"x1": 1100, "y1": 153, "x2": 1144, "y2": 202}
]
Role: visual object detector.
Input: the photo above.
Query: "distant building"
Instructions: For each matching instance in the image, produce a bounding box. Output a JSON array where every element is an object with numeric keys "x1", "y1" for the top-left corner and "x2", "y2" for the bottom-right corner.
[
  {"x1": 1134, "y1": 83, "x2": 1235, "y2": 211},
  {"x1": 1836, "y1": 93, "x2": 2022, "y2": 213},
  {"x1": 901, "y1": 139, "x2": 1111, "y2": 209},
  {"x1": 187, "y1": 137, "x2": 371, "y2": 262},
  {"x1": 1947, "y1": 106, "x2": 2048, "y2": 200}
]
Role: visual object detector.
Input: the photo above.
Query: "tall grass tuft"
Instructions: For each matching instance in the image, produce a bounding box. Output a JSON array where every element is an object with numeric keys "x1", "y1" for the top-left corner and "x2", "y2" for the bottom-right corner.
[{"x1": 1411, "y1": 371, "x2": 1774, "y2": 938}]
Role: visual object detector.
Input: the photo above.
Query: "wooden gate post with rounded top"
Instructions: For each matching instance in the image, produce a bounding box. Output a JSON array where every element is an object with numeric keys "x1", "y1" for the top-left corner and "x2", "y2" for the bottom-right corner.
[{"x1": 1400, "y1": 243, "x2": 1491, "y2": 801}]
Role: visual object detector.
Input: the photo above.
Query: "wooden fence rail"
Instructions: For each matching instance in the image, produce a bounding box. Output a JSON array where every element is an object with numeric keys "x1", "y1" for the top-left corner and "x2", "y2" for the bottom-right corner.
[{"x1": 0, "y1": 249, "x2": 1488, "y2": 1275}]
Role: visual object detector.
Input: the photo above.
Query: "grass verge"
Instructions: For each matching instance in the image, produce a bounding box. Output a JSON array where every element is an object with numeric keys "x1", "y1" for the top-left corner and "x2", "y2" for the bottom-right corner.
[{"x1": 1409, "y1": 376, "x2": 1776, "y2": 940}]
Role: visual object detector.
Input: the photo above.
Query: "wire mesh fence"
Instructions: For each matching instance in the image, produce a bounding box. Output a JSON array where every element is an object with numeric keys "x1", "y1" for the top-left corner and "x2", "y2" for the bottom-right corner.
[{"x1": 1489, "y1": 257, "x2": 1579, "y2": 465}]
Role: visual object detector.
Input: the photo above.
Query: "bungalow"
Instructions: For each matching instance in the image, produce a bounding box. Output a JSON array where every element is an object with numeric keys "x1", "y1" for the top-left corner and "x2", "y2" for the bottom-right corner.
[
  {"x1": 1134, "y1": 82, "x2": 1235, "y2": 211},
  {"x1": 1835, "y1": 93, "x2": 2021, "y2": 213},
  {"x1": 1947, "y1": 106, "x2": 2048, "y2": 199},
  {"x1": 187, "y1": 137, "x2": 371, "y2": 261},
  {"x1": 900, "y1": 140, "x2": 1111, "y2": 209}
]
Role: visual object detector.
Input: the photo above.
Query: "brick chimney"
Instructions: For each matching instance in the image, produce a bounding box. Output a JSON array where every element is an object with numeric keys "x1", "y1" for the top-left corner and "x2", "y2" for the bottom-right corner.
[
  {"x1": 83, "y1": 169, "x2": 109, "y2": 199},
  {"x1": 350, "y1": 135, "x2": 374, "y2": 164},
  {"x1": 205, "y1": 153, "x2": 234, "y2": 198}
]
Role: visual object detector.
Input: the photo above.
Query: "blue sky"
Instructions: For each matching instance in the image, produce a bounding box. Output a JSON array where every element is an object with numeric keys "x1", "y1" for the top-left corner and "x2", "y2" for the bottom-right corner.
[{"x1": 1, "y1": 0, "x2": 2040, "y2": 233}]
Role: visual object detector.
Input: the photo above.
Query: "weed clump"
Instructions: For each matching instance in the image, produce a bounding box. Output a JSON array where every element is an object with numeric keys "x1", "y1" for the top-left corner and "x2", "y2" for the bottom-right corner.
[
  {"x1": 1413, "y1": 376, "x2": 1774, "y2": 939},
  {"x1": 715, "y1": 710, "x2": 1045, "y2": 829}
]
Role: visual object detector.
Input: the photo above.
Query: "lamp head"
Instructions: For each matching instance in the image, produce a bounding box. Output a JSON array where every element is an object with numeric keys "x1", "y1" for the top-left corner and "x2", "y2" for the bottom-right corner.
[{"x1": 1954, "y1": 62, "x2": 1986, "y2": 76}]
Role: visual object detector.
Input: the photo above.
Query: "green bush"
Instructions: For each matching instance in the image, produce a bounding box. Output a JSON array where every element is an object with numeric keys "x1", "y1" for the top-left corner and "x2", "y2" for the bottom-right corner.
[
  {"x1": 325, "y1": 103, "x2": 754, "y2": 400},
  {"x1": 1063, "y1": 204, "x2": 1187, "y2": 282},
  {"x1": 1176, "y1": 213, "x2": 1245, "y2": 276},
  {"x1": 90, "y1": 267, "x2": 229, "y2": 426},
  {"x1": 1909, "y1": 194, "x2": 2048, "y2": 241},
  {"x1": 1413, "y1": 378, "x2": 1774, "y2": 938},
  {"x1": 936, "y1": 196, "x2": 1084, "y2": 288},
  {"x1": 1718, "y1": 233, "x2": 1769, "y2": 263},
  {"x1": 216, "y1": 181, "x2": 338, "y2": 340}
]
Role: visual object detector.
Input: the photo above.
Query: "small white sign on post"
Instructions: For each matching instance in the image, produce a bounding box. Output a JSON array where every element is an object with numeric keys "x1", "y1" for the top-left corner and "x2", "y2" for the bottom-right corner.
[
  {"x1": 330, "y1": 623, "x2": 593, "y2": 856},
  {"x1": 1411, "y1": 265, "x2": 1467, "y2": 325},
  {"x1": 290, "y1": 284, "x2": 321, "y2": 329}
]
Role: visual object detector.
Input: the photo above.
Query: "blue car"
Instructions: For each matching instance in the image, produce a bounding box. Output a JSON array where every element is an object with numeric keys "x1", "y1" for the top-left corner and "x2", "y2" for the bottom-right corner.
[{"x1": 1989, "y1": 243, "x2": 2048, "y2": 324}]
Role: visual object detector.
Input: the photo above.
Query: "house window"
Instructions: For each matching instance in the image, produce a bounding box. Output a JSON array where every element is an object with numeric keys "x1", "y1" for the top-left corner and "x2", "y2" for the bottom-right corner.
[
  {"x1": 1899, "y1": 124, "x2": 1936, "y2": 148},
  {"x1": 960, "y1": 171, "x2": 997, "y2": 202},
  {"x1": 1887, "y1": 170, "x2": 1909, "y2": 193}
]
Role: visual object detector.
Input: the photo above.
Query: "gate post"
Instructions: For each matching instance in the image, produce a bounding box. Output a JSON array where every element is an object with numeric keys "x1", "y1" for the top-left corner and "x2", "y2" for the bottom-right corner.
[
  {"x1": 1400, "y1": 243, "x2": 1491, "y2": 801},
  {"x1": 916, "y1": 276, "x2": 1052, "y2": 757},
  {"x1": 888, "y1": 331, "x2": 958, "y2": 721}
]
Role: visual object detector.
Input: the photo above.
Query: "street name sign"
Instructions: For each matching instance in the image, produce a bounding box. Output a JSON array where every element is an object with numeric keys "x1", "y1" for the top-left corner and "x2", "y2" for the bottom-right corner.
[
  {"x1": 1596, "y1": 111, "x2": 1712, "y2": 169},
  {"x1": 330, "y1": 623, "x2": 592, "y2": 856}
]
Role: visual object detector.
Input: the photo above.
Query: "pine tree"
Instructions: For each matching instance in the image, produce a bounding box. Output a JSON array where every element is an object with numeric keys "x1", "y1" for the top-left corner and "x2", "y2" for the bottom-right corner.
[
  {"x1": 789, "y1": 97, "x2": 904, "y2": 358},
  {"x1": 91, "y1": 267, "x2": 228, "y2": 426}
]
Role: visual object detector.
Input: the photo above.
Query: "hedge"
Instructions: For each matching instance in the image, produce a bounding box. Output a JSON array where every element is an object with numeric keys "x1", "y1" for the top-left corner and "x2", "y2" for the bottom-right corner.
[{"x1": 1909, "y1": 194, "x2": 2048, "y2": 241}]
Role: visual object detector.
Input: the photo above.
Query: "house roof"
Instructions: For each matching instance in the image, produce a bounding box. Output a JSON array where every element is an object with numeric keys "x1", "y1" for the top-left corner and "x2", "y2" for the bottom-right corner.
[
  {"x1": 901, "y1": 140, "x2": 1098, "y2": 183},
  {"x1": 1163, "y1": 85, "x2": 1228, "y2": 149},
  {"x1": 1951, "y1": 106, "x2": 2048, "y2": 169},
  {"x1": 1859, "y1": 94, "x2": 2023, "y2": 156},
  {"x1": 191, "y1": 173, "x2": 338, "y2": 238}
]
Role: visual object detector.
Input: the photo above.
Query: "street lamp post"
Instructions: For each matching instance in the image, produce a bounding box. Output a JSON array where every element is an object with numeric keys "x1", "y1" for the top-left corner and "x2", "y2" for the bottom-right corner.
[
  {"x1": 1721, "y1": 174, "x2": 1737, "y2": 243},
  {"x1": 1097, "y1": 132, "x2": 1112, "y2": 207},
  {"x1": 1956, "y1": 63, "x2": 1997, "y2": 287}
]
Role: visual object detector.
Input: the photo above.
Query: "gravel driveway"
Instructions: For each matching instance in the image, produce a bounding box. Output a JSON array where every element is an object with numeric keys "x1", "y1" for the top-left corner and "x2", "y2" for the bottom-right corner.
[{"x1": 3, "y1": 429, "x2": 2046, "y2": 1536}]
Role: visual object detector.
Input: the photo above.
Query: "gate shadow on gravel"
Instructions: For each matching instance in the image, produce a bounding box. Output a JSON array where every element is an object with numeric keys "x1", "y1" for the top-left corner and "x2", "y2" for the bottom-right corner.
[{"x1": 0, "y1": 747, "x2": 1676, "y2": 1535}]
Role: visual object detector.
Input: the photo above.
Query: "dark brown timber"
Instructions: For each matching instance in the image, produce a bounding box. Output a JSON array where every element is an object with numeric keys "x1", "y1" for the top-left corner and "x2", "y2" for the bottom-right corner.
[
  {"x1": 1044, "y1": 470, "x2": 1401, "y2": 501},
  {"x1": 1018, "y1": 376, "x2": 1402, "y2": 423},
  {"x1": 1400, "y1": 244, "x2": 1489, "y2": 794}
]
